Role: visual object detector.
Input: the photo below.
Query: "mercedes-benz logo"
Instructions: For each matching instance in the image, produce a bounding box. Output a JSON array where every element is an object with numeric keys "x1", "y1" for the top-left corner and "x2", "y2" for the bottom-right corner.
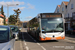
[{"x1": 53, "y1": 35, "x2": 55, "y2": 37}]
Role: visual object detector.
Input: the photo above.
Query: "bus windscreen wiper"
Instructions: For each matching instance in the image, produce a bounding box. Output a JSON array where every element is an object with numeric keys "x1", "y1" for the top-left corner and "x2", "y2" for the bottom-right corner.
[
  {"x1": 46, "y1": 30, "x2": 55, "y2": 32},
  {"x1": 53, "y1": 30, "x2": 64, "y2": 32},
  {"x1": 46, "y1": 29, "x2": 64, "y2": 32}
]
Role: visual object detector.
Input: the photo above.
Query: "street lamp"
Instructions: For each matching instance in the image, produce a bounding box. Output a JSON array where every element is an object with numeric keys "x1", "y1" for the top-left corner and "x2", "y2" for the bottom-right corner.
[{"x1": 7, "y1": 4, "x2": 19, "y2": 25}]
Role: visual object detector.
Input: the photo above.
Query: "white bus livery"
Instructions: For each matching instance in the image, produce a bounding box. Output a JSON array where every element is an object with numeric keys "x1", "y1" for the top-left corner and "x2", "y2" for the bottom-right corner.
[{"x1": 27, "y1": 13, "x2": 65, "y2": 41}]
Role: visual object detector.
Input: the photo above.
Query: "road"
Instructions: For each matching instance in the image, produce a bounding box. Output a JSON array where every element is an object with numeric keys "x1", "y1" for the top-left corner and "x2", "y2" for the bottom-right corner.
[{"x1": 14, "y1": 28, "x2": 75, "y2": 50}]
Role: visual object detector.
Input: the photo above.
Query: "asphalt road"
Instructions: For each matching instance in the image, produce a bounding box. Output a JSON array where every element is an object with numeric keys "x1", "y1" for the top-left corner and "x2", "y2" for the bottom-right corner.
[{"x1": 14, "y1": 28, "x2": 75, "y2": 50}]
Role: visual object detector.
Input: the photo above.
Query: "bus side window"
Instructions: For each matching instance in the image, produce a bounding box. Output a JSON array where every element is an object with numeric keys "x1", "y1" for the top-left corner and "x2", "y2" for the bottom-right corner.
[{"x1": 37, "y1": 27, "x2": 40, "y2": 33}]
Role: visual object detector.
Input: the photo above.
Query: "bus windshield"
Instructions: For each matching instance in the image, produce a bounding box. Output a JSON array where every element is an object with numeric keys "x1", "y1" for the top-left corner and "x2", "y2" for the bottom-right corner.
[
  {"x1": 0, "y1": 27, "x2": 9, "y2": 43},
  {"x1": 41, "y1": 18, "x2": 64, "y2": 32}
]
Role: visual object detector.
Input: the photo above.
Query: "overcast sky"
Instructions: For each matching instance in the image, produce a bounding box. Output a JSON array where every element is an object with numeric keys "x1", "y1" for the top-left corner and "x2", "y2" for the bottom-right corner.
[{"x1": 0, "y1": 0, "x2": 69, "y2": 21}]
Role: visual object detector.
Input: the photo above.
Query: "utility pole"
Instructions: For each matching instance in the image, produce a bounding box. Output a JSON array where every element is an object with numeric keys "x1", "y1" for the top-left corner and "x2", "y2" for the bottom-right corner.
[{"x1": 7, "y1": 4, "x2": 19, "y2": 26}]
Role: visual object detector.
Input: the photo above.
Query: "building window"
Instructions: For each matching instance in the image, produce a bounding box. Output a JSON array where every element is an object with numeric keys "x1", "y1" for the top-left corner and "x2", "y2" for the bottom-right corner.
[
  {"x1": 72, "y1": 12, "x2": 75, "y2": 17},
  {"x1": 62, "y1": 7, "x2": 64, "y2": 12},
  {"x1": 71, "y1": 4, "x2": 73, "y2": 9},
  {"x1": 57, "y1": 9, "x2": 59, "y2": 13},
  {"x1": 65, "y1": 5, "x2": 67, "y2": 9}
]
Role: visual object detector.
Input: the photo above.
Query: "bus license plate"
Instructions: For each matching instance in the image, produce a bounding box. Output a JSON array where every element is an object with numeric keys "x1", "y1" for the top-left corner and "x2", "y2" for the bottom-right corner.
[{"x1": 51, "y1": 38, "x2": 56, "y2": 40}]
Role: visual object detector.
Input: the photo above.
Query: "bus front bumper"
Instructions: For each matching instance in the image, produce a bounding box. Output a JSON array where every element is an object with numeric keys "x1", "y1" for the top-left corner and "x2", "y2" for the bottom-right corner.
[{"x1": 39, "y1": 36, "x2": 65, "y2": 41}]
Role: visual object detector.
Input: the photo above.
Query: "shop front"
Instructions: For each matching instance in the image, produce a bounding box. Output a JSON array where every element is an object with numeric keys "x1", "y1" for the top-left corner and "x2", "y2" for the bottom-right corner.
[
  {"x1": 65, "y1": 17, "x2": 71, "y2": 30},
  {"x1": 71, "y1": 12, "x2": 75, "y2": 28}
]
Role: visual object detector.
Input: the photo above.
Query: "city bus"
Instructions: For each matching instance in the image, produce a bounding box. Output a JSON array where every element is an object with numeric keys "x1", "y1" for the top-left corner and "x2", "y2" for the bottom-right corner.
[{"x1": 27, "y1": 13, "x2": 65, "y2": 41}]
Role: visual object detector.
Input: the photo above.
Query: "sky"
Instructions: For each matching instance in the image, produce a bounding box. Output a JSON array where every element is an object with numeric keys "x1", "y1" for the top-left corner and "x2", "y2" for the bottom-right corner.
[{"x1": 0, "y1": 0, "x2": 69, "y2": 22}]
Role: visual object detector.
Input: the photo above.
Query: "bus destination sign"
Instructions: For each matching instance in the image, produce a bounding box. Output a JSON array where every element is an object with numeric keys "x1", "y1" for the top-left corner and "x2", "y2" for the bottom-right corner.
[{"x1": 42, "y1": 15, "x2": 61, "y2": 18}]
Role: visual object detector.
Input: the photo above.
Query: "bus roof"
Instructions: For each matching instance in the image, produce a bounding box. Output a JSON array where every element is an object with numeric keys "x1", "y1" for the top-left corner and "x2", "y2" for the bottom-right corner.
[{"x1": 40, "y1": 13, "x2": 62, "y2": 15}]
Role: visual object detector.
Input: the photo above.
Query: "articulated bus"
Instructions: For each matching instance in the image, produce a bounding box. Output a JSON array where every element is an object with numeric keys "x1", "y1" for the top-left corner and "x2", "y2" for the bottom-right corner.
[{"x1": 27, "y1": 13, "x2": 65, "y2": 41}]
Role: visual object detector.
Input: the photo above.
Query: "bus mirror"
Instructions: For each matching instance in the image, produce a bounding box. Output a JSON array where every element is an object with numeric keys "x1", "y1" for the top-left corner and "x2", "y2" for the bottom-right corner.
[{"x1": 42, "y1": 31, "x2": 46, "y2": 33}]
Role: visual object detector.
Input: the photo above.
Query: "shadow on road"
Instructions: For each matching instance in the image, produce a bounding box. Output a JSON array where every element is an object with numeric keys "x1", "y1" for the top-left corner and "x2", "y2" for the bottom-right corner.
[
  {"x1": 18, "y1": 32, "x2": 59, "y2": 43},
  {"x1": 39, "y1": 40, "x2": 58, "y2": 43}
]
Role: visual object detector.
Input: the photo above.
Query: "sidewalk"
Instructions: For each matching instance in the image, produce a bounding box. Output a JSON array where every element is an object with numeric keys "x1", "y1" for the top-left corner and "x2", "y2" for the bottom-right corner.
[
  {"x1": 65, "y1": 33, "x2": 75, "y2": 39},
  {"x1": 65, "y1": 34, "x2": 75, "y2": 43}
]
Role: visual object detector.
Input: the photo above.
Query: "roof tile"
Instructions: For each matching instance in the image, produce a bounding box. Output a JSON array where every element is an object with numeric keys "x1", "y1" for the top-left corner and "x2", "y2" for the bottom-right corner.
[
  {"x1": 63, "y1": 1, "x2": 69, "y2": 5},
  {"x1": 58, "y1": 5, "x2": 61, "y2": 7},
  {"x1": 0, "y1": 14, "x2": 4, "y2": 18}
]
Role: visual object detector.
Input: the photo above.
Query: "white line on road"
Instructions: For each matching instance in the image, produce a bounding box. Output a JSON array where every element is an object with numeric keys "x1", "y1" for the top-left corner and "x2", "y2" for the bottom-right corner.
[
  {"x1": 26, "y1": 46, "x2": 29, "y2": 50},
  {"x1": 41, "y1": 46, "x2": 46, "y2": 50},
  {"x1": 37, "y1": 43, "x2": 41, "y2": 45},
  {"x1": 14, "y1": 42, "x2": 15, "y2": 50},
  {"x1": 24, "y1": 43, "x2": 27, "y2": 45},
  {"x1": 27, "y1": 33, "x2": 46, "y2": 50},
  {"x1": 20, "y1": 41, "x2": 23, "y2": 50},
  {"x1": 22, "y1": 32, "x2": 29, "y2": 50}
]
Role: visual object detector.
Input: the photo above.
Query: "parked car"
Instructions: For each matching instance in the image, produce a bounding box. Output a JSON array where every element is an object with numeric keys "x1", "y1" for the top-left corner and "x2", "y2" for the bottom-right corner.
[
  {"x1": 9, "y1": 25, "x2": 19, "y2": 40},
  {"x1": 66, "y1": 28, "x2": 75, "y2": 34},
  {"x1": 0, "y1": 25, "x2": 15, "y2": 50}
]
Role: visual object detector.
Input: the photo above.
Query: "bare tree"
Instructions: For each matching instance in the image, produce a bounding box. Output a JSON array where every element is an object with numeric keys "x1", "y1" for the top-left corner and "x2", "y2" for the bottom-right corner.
[{"x1": 14, "y1": 8, "x2": 21, "y2": 26}]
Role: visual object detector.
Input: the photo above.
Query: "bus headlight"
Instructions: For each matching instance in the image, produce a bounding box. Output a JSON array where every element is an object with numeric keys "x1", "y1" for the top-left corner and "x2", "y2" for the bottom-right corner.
[
  {"x1": 61, "y1": 35, "x2": 64, "y2": 38},
  {"x1": 43, "y1": 35, "x2": 46, "y2": 39},
  {"x1": 61, "y1": 36, "x2": 63, "y2": 37}
]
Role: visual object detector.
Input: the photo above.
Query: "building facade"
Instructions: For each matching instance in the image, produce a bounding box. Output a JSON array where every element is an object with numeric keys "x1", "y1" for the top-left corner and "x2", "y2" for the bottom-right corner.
[
  {"x1": 59, "y1": 1, "x2": 68, "y2": 18},
  {"x1": 55, "y1": 5, "x2": 60, "y2": 13},
  {"x1": 55, "y1": 1, "x2": 69, "y2": 30},
  {"x1": 65, "y1": 0, "x2": 75, "y2": 30},
  {"x1": 6, "y1": 18, "x2": 8, "y2": 24},
  {"x1": 0, "y1": 14, "x2": 4, "y2": 25},
  {"x1": 55, "y1": 1, "x2": 68, "y2": 17}
]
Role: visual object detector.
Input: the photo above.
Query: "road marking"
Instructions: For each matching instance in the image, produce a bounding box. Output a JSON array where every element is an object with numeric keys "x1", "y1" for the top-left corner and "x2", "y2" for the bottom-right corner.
[
  {"x1": 24, "y1": 43, "x2": 27, "y2": 45},
  {"x1": 37, "y1": 43, "x2": 40, "y2": 45},
  {"x1": 26, "y1": 46, "x2": 29, "y2": 50},
  {"x1": 14, "y1": 42, "x2": 15, "y2": 50},
  {"x1": 27, "y1": 33, "x2": 46, "y2": 50},
  {"x1": 20, "y1": 41, "x2": 23, "y2": 50},
  {"x1": 64, "y1": 39, "x2": 75, "y2": 43},
  {"x1": 41, "y1": 46, "x2": 46, "y2": 50},
  {"x1": 22, "y1": 32, "x2": 29, "y2": 50}
]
